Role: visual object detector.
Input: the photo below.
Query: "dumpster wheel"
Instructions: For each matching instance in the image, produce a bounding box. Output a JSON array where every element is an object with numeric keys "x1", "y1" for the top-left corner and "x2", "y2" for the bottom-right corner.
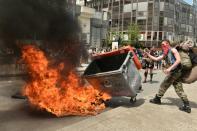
[{"x1": 130, "y1": 97, "x2": 137, "y2": 104}]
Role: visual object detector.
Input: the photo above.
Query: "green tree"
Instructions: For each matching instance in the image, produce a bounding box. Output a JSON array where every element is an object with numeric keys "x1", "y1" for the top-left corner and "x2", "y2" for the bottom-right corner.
[
  {"x1": 104, "y1": 32, "x2": 112, "y2": 47},
  {"x1": 128, "y1": 23, "x2": 140, "y2": 47}
]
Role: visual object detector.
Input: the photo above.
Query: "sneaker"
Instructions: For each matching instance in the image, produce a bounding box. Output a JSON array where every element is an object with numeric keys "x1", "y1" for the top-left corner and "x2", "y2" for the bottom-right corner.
[
  {"x1": 150, "y1": 95, "x2": 161, "y2": 104},
  {"x1": 179, "y1": 105, "x2": 191, "y2": 113}
]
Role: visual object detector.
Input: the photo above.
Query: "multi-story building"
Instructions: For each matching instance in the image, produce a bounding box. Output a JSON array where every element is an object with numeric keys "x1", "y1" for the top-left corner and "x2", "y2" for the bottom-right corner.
[
  {"x1": 76, "y1": 0, "x2": 109, "y2": 50},
  {"x1": 85, "y1": 0, "x2": 197, "y2": 47}
]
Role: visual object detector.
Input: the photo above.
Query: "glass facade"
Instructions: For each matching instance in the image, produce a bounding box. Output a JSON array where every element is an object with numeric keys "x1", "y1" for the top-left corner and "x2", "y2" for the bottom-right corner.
[{"x1": 85, "y1": 0, "x2": 197, "y2": 47}]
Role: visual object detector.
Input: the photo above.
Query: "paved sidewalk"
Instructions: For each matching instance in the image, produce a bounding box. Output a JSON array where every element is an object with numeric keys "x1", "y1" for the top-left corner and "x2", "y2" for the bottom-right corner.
[
  {"x1": 0, "y1": 72, "x2": 197, "y2": 131},
  {"x1": 59, "y1": 82, "x2": 197, "y2": 131}
]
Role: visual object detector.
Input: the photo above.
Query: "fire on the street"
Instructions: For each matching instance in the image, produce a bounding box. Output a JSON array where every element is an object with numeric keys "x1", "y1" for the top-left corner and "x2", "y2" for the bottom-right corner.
[{"x1": 22, "y1": 45, "x2": 111, "y2": 117}]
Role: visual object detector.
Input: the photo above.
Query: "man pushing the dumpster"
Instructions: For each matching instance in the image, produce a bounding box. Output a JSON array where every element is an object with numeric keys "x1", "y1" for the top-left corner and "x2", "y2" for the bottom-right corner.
[{"x1": 145, "y1": 40, "x2": 191, "y2": 113}]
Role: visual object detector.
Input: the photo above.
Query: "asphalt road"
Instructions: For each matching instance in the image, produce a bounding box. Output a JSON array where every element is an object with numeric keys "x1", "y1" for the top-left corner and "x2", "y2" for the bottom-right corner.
[{"x1": 0, "y1": 70, "x2": 164, "y2": 131}]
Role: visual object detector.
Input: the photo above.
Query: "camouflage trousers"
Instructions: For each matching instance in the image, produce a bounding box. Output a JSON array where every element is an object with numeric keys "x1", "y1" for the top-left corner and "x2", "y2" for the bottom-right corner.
[{"x1": 157, "y1": 68, "x2": 189, "y2": 103}]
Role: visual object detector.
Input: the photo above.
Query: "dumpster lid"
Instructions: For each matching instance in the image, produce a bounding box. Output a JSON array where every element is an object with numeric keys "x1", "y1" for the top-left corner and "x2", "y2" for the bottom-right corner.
[{"x1": 92, "y1": 46, "x2": 135, "y2": 60}]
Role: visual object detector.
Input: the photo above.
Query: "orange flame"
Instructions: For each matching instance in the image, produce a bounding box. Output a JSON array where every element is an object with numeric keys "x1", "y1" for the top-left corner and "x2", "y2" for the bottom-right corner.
[{"x1": 22, "y1": 45, "x2": 111, "y2": 117}]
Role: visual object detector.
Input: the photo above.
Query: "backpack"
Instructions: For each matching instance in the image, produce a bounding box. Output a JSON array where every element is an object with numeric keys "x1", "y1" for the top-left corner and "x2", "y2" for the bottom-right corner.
[
  {"x1": 179, "y1": 50, "x2": 192, "y2": 70},
  {"x1": 177, "y1": 40, "x2": 194, "y2": 70}
]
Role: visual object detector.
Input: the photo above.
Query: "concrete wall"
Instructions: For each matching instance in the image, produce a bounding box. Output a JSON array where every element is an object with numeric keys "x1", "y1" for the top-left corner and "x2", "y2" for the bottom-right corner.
[{"x1": 78, "y1": 6, "x2": 95, "y2": 46}]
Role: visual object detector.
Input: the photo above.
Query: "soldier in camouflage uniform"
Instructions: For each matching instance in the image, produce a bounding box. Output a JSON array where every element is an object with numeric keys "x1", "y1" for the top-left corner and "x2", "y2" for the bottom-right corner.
[{"x1": 145, "y1": 40, "x2": 191, "y2": 113}]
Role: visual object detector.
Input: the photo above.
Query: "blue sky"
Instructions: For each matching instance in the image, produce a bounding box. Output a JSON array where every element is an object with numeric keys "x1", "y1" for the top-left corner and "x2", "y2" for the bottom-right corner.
[{"x1": 184, "y1": 0, "x2": 193, "y2": 5}]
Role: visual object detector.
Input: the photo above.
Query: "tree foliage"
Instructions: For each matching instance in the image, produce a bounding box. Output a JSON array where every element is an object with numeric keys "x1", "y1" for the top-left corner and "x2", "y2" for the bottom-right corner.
[{"x1": 128, "y1": 23, "x2": 140, "y2": 46}]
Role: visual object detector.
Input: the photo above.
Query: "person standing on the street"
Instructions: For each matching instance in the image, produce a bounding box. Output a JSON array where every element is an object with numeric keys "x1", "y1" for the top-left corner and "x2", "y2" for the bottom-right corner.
[
  {"x1": 142, "y1": 47, "x2": 155, "y2": 83},
  {"x1": 145, "y1": 40, "x2": 191, "y2": 113}
]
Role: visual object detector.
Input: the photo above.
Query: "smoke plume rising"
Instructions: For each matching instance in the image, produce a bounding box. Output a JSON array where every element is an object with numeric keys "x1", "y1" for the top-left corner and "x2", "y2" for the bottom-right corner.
[{"x1": 0, "y1": 0, "x2": 83, "y2": 68}]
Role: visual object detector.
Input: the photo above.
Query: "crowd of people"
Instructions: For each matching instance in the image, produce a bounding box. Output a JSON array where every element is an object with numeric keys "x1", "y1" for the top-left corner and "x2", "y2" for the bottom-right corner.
[
  {"x1": 133, "y1": 47, "x2": 164, "y2": 83},
  {"x1": 114, "y1": 45, "x2": 168, "y2": 86}
]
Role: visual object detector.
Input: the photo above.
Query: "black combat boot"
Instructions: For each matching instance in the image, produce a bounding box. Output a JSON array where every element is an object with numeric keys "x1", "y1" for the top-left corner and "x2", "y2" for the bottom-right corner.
[
  {"x1": 179, "y1": 101, "x2": 191, "y2": 113},
  {"x1": 150, "y1": 95, "x2": 161, "y2": 104}
]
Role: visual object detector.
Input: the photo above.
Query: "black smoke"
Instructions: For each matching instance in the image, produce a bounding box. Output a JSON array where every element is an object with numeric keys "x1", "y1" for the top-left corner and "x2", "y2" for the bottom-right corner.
[{"x1": 0, "y1": 0, "x2": 84, "y2": 67}]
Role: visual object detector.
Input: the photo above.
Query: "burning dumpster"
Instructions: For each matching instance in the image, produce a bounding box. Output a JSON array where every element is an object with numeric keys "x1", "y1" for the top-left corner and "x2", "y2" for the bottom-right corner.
[{"x1": 83, "y1": 46, "x2": 142, "y2": 103}]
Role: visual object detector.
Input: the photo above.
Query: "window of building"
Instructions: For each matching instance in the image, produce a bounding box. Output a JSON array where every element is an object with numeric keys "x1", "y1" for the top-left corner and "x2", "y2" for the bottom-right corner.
[
  {"x1": 164, "y1": 17, "x2": 168, "y2": 26},
  {"x1": 112, "y1": 19, "x2": 119, "y2": 27},
  {"x1": 182, "y1": 7, "x2": 187, "y2": 13},
  {"x1": 153, "y1": 26, "x2": 159, "y2": 31},
  {"x1": 148, "y1": 17, "x2": 152, "y2": 25},
  {"x1": 190, "y1": 14, "x2": 193, "y2": 19},
  {"x1": 153, "y1": 32, "x2": 157, "y2": 40},
  {"x1": 138, "y1": 0, "x2": 147, "y2": 2},
  {"x1": 132, "y1": 10, "x2": 136, "y2": 16},
  {"x1": 154, "y1": 2, "x2": 159, "y2": 8},
  {"x1": 167, "y1": 18, "x2": 173, "y2": 25},
  {"x1": 159, "y1": 32, "x2": 163, "y2": 40},
  {"x1": 148, "y1": 3, "x2": 153, "y2": 9},
  {"x1": 159, "y1": 26, "x2": 163, "y2": 31},
  {"x1": 153, "y1": 17, "x2": 159, "y2": 25},
  {"x1": 169, "y1": 3, "x2": 174, "y2": 10},
  {"x1": 147, "y1": 32, "x2": 152, "y2": 40},
  {"x1": 138, "y1": 11, "x2": 144, "y2": 17},
  {"x1": 160, "y1": 11, "x2": 164, "y2": 16},
  {"x1": 133, "y1": 0, "x2": 137, "y2": 3},
  {"x1": 139, "y1": 25, "x2": 146, "y2": 30},
  {"x1": 139, "y1": 32, "x2": 146, "y2": 41},
  {"x1": 137, "y1": 20, "x2": 146, "y2": 25},
  {"x1": 189, "y1": 26, "x2": 192, "y2": 33},
  {"x1": 132, "y1": 17, "x2": 136, "y2": 23},
  {"x1": 147, "y1": 25, "x2": 152, "y2": 30},
  {"x1": 159, "y1": 17, "x2": 164, "y2": 26},
  {"x1": 148, "y1": 3, "x2": 153, "y2": 16},
  {"x1": 124, "y1": 18, "x2": 131, "y2": 27},
  {"x1": 113, "y1": 6, "x2": 119, "y2": 13}
]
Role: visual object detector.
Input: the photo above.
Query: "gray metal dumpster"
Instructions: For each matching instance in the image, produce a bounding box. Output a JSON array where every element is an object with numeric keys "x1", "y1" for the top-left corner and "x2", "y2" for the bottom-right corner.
[{"x1": 83, "y1": 51, "x2": 142, "y2": 103}]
